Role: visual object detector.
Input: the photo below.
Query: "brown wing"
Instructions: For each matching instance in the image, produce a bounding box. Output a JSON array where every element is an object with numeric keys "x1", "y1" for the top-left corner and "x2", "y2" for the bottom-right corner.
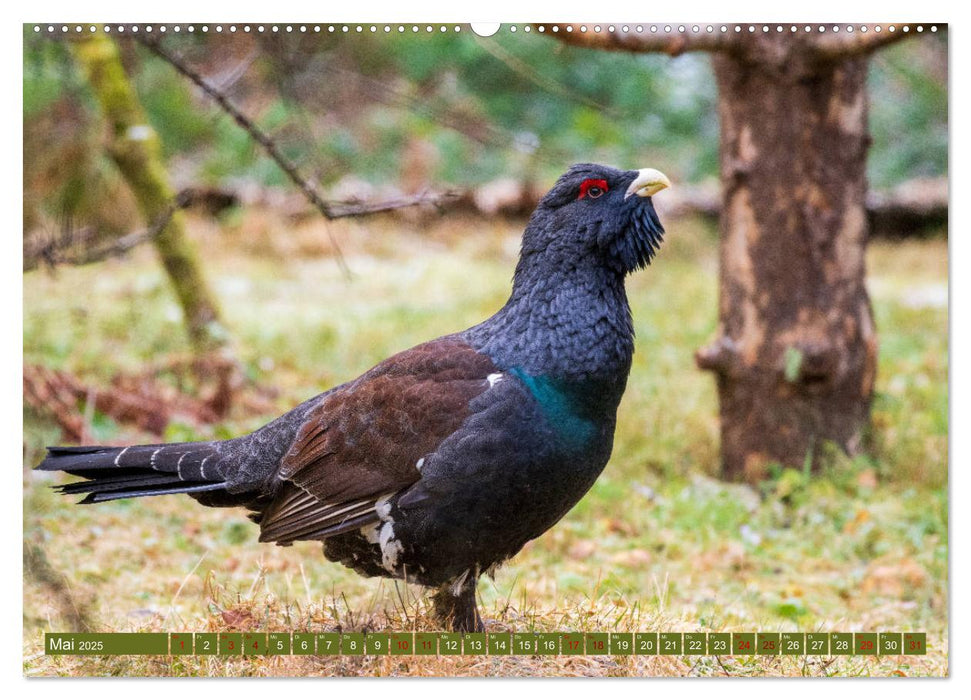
[{"x1": 258, "y1": 337, "x2": 497, "y2": 544}]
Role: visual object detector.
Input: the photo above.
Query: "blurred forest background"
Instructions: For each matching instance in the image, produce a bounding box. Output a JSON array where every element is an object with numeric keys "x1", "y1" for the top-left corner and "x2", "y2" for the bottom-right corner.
[
  {"x1": 24, "y1": 26, "x2": 947, "y2": 677},
  {"x1": 23, "y1": 27, "x2": 946, "y2": 232}
]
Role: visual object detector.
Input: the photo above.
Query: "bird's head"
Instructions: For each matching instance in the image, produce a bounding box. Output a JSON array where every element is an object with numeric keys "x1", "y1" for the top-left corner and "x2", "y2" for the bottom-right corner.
[{"x1": 517, "y1": 163, "x2": 670, "y2": 278}]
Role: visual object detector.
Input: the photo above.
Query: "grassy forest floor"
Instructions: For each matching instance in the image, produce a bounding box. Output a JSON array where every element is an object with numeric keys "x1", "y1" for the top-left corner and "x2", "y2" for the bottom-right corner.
[{"x1": 22, "y1": 211, "x2": 948, "y2": 677}]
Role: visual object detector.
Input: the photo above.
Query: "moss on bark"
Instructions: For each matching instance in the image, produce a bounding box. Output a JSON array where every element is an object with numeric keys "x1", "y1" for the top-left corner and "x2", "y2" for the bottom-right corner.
[{"x1": 72, "y1": 33, "x2": 229, "y2": 356}]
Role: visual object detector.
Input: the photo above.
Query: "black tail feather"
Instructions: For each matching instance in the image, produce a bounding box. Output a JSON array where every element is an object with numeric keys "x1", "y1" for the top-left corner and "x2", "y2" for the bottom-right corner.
[
  {"x1": 78, "y1": 482, "x2": 227, "y2": 504},
  {"x1": 56, "y1": 472, "x2": 190, "y2": 494},
  {"x1": 37, "y1": 442, "x2": 229, "y2": 504}
]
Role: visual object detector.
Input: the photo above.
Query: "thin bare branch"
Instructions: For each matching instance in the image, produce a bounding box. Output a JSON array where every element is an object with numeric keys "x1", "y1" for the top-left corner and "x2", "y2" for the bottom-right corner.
[
  {"x1": 134, "y1": 34, "x2": 358, "y2": 275},
  {"x1": 539, "y1": 24, "x2": 740, "y2": 56},
  {"x1": 136, "y1": 38, "x2": 329, "y2": 214},
  {"x1": 812, "y1": 25, "x2": 927, "y2": 61},
  {"x1": 24, "y1": 185, "x2": 461, "y2": 272},
  {"x1": 24, "y1": 190, "x2": 192, "y2": 271},
  {"x1": 134, "y1": 35, "x2": 461, "y2": 278},
  {"x1": 328, "y1": 190, "x2": 462, "y2": 219}
]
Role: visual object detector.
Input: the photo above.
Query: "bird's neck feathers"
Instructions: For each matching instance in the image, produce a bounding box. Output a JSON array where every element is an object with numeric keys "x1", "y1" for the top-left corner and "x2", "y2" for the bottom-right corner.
[{"x1": 464, "y1": 249, "x2": 635, "y2": 386}]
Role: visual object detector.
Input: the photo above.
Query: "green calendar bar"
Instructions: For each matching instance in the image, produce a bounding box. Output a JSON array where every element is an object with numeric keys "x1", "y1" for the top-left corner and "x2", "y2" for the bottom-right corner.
[
  {"x1": 855, "y1": 633, "x2": 878, "y2": 656},
  {"x1": 439, "y1": 632, "x2": 463, "y2": 655},
  {"x1": 708, "y1": 633, "x2": 731, "y2": 655},
  {"x1": 806, "y1": 632, "x2": 829, "y2": 655},
  {"x1": 586, "y1": 633, "x2": 609, "y2": 655},
  {"x1": 42, "y1": 631, "x2": 929, "y2": 656},
  {"x1": 218, "y1": 632, "x2": 242, "y2": 655},
  {"x1": 292, "y1": 633, "x2": 315, "y2": 655},
  {"x1": 243, "y1": 633, "x2": 267, "y2": 655},
  {"x1": 536, "y1": 633, "x2": 560, "y2": 655},
  {"x1": 170, "y1": 633, "x2": 193, "y2": 655},
  {"x1": 904, "y1": 632, "x2": 926, "y2": 655},
  {"x1": 831, "y1": 633, "x2": 853, "y2": 655},
  {"x1": 757, "y1": 633, "x2": 780, "y2": 656},
  {"x1": 513, "y1": 633, "x2": 538, "y2": 655},
  {"x1": 341, "y1": 633, "x2": 364, "y2": 655},
  {"x1": 313, "y1": 632, "x2": 337, "y2": 654},
  {"x1": 733, "y1": 633, "x2": 755, "y2": 655},
  {"x1": 488, "y1": 632, "x2": 511, "y2": 655},
  {"x1": 635, "y1": 632, "x2": 658, "y2": 654},
  {"x1": 464, "y1": 633, "x2": 487, "y2": 654},
  {"x1": 609, "y1": 633, "x2": 633, "y2": 655},
  {"x1": 414, "y1": 632, "x2": 438, "y2": 655},
  {"x1": 659, "y1": 632, "x2": 682, "y2": 655},
  {"x1": 195, "y1": 633, "x2": 218, "y2": 655},
  {"x1": 267, "y1": 633, "x2": 290, "y2": 655},
  {"x1": 561, "y1": 633, "x2": 584, "y2": 655},
  {"x1": 365, "y1": 632, "x2": 389, "y2": 655},
  {"x1": 45, "y1": 633, "x2": 168, "y2": 655},
  {"x1": 684, "y1": 632, "x2": 706, "y2": 655},
  {"x1": 781, "y1": 632, "x2": 804, "y2": 656},
  {"x1": 390, "y1": 632, "x2": 414, "y2": 655},
  {"x1": 879, "y1": 633, "x2": 902, "y2": 656}
]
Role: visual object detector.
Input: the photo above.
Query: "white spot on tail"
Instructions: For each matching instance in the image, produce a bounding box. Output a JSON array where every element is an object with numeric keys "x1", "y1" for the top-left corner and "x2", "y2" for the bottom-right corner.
[
  {"x1": 114, "y1": 446, "x2": 130, "y2": 467},
  {"x1": 487, "y1": 373, "x2": 504, "y2": 387},
  {"x1": 378, "y1": 521, "x2": 403, "y2": 572},
  {"x1": 199, "y1": 455, "x2": 210, "y2": 480},
  {"x1": 150, "y1": 448, "x2": 162, "y2": 470}
]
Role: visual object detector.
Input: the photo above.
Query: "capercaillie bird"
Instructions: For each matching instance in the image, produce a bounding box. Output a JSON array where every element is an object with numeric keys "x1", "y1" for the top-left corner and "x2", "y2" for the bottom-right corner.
[{"x1": 36, "y1": 163, "x2": 670, "y2": 632}]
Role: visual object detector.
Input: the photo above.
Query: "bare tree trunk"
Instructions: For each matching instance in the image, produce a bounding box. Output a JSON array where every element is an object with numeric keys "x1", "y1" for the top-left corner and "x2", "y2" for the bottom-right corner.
[
  {"x1": 72, "y1": 34, "x2": 229, "y2": 357},
  {"x1": 696, "y1": 50, "x2": 878, "y2": 481}
]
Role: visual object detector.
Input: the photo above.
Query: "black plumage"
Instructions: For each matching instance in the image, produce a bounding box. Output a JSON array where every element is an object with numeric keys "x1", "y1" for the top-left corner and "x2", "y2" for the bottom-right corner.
[{"x1": 36, "y1": 163, "x2": 670, "y2": 631}]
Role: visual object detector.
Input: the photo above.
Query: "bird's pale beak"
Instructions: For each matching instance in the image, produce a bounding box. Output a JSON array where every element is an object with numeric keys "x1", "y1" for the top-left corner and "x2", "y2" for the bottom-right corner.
[{"x1": 624, "y1": 168, "x2": 671, "y2": 200}]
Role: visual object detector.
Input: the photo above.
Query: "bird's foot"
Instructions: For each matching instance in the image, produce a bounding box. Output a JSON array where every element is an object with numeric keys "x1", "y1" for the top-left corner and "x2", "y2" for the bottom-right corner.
[{"x1": 431, "y1": 582, "x2": 483, "y2": 632}]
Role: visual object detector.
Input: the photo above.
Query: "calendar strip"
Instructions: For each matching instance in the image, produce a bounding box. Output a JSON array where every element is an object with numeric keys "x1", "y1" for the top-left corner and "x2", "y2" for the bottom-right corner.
[{"x1": 45, "y1": 631, "x2": 927, "y2": 656}]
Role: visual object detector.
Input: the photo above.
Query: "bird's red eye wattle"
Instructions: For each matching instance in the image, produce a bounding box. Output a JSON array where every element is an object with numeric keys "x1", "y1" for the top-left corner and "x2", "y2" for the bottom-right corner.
[{"x1": 578, "y1": 179, "x2": 608, "y2": 200}]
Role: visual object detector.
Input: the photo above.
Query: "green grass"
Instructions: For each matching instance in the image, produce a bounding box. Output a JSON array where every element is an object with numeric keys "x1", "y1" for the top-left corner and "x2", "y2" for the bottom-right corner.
[{"x1": 23, "y1": 212, "x2": 948, "y2": 676}]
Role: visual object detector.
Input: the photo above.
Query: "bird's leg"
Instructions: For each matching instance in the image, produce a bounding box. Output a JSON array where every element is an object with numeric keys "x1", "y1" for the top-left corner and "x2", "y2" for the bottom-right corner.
[{"x1": 431, "y1": 580, "x2": 483, "y2": 632}]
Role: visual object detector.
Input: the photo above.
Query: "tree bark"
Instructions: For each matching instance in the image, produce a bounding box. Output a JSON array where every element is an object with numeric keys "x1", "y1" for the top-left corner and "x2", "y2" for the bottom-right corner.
[
  {"x1": 71, "y1": 34, "x2": 230, "y2": 357},
  {"x1": 545, "y1": 25, "x2": 926, "y2": 482},
  {"x1": 695, "y1": 44, "x2": 878, "y2": 480}
]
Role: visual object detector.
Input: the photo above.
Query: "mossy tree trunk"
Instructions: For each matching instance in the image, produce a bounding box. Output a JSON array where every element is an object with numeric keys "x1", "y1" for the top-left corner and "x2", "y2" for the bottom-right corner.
[{"x1": 72, "y1": 34, "x2": 229, "y2": 357}]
